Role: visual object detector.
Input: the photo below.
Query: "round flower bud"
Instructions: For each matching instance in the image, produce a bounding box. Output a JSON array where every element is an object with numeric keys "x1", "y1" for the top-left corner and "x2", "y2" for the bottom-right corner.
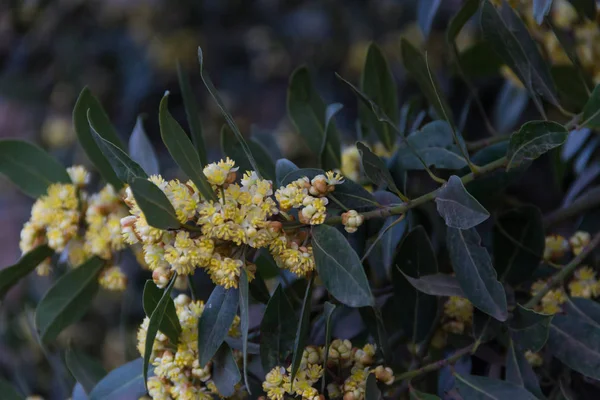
[
  {"x1": 569, "y1": 231, "x2": 591, "y2": 256},
  {"x1": 152, "y1": 267, "x2": 173, "y2": 288},
  {"x1": 525, "y1": 350, "x2": 543, "y2": 367},
  {"x1": 341, "y1": 210, "x2": 364, "y2": 233},
  {"x1": 309, "y1": 175, "x2": 329, "y2": 197},
  {"x1": 374, "y1": 366, "x2": 395, "y2": 385},
  {"x1": 544, "y1": 234, "x2": 569, "y2": 261}
]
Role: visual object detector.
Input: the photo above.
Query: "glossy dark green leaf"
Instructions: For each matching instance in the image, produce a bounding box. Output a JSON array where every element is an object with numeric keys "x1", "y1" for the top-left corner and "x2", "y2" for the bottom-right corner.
[
  {"x1": 290, "y1": 275, "x2": 314, "y2": 388},
  {"x1": 66, "y1": 348, "x2": 107, "y2": 394},
  {"x1": 312, "y1": 224, "x2": 374, "y2": 307},
  {"x1": 198, "y1": 48, "x2": 262, "y2": 176},
  {"x1": 509, "y1": 304, "x2": 553, "y2": 352},
  {"x1": 0, "y1": 379, "x2": 24, "y2": 400},
  {"x1": 506, "y1": 338, "x2": 544, "y2": 398},
  {"x1": 447, "y1": 227, "x2": 508, "y2": 321},
  {"x1": 130, "y1": 178, "x2": 180, "y2": 230},
  {"x1": 129, "y1": 116, "x2": 159, "y2": 176},
  {"x1": 447, "y1": 0, "x2": 479, "y2": 43},
  {"x1": 197, "y1": 285, "x2": 239, "y2": 366},
  {"x1": 401, "y1": 272, "x2": 465, "y2": 297},
  {"x1": 89, "y1": 116, "x2": 148, "y2": 184},
  {"x1": 275, "y1": 158, "x2": 299, "y2": 188},
  {"x1": 321, "y1": 301, "x2": 336, "y2": 393},
  {"x1": 0, "y1": 245, "x2": 53, "y2": 299},
  {"x1": 221, "y1": 125, "x2": 276, "y2": 181},
  {"x1": 410, "y1": 388, "x2": 441, "y2": 399},
  {"x1": 359, "y1": 306, "x2": 389, "y2": 361},
  {"x1": 365, "y1": 373, "x2": 383, "y2": 400},
  {"x1": 507, "y1": 121, "x2": 568, "y2": 170},
  {"x1": 143, "y1": 275, "x2": 177, "y2": 386},
  {"x1": 158, "y1": 93, "x2": 216, "y2": 202},
  {"x1": 357, "y1": 142, "x2": 399, "y2": 193},
  {"x1": 0, "y1": 140, "x2": 71, "y2": 198},
  {"x1": 533, "y1": 0, "x2": 554, "y2": 24},
  {"x1": 567, "y1": 0, "x2": 596, "y2": 19},
  {"x1": 392, "y1": 226, "x2": 438, "y2": 342},
  {"x1": 142, "y1": 280, "x2": 181, "y2": 345},
  {"x1": 400, "y1": 38, "x2": 454, "y2": 125},
  {"x1": 255, "y1": 249, "x2": 281, "y2": 280},
  {"x1": 454, "y1": 373, "x2": 538, "y2": 399},
  {"x1": 211, "y1": 342, "x2": 241, "y2": 397},
  {"x1": 177, "y1": 62, "x2": 207, "y2": 166},
  {"x1": 321, "y1": 103, "x2": 343, "y2": 171},
  {"x1": 435, "y1": 175, "x2": 490, "y2": 229},
  {"x1": 249, "y1": 272, "x2": 270, "y2": 304},
  {"x1": 239, "y1": 268, "x2": 251, "y2": 393},
  {"x1": 36, "y1": 257, "x2": 105, "y2": 343},
  {"x1": 493, "y1": 206, "x2": 544, "y2": 284},
  {"x1": 552, "y1": 65, "x2": 589, "y2": 111},
  {"x1": 582, "y1": 84, "x2": 600, "y2": 129},
  {"x1": 260, "y1": 285, "x2": 297, "y2": 372},
  {"x1": 360, "y1": 43, "x2": 398, "y2": 149},
  {"x1": 458, "y1": 41, "x2": 505, "y2": 78},
  {"x1": 89, "y1": 358, "x2": 146, "y2": 400},
  {"x1": 73, "y1": 87, "x2": 123, "y2": 188}
]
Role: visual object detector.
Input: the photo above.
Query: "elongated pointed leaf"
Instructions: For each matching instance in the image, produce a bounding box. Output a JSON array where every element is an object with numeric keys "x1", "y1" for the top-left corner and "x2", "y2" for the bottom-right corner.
[
  {"x1": 0, "y1": 140, "x2": 70, "y2": 198},
  {"x1": 239, "y1": 268, "x2": 251, "y2": 394},
  {"x1": 221, "y1": 125, "x2": 276, "y2": 181},
  {"x1": 357, "y1": 142, "x2": 399, "y2": 193},
  {"x1": 360, "y1": 43, "x2": 398, "y2": 149},
  {"x1": 129, "y1": 116, "x2": 159, "y2": 176},
  {"x1": 36, "y1": 257, "x2": 105, "y2": 343},
  {"x1": 0, "y1": 245, "x2": 53, "y2": 299},
  {"x1": 177, "y1": 62, "x2": 207, "y2": 166},
  {"x1": 447, "y1": 0, "x2": 480, "y2": 43},
  {"x1": 260, "y1": 285, "x2": 296, "y2": 372},
  {"x1": 534, "y1": 0, "x2": 554, "y2": 24},
  {"x1": 89, "y1": 358, "x2": 145, "y2": 400},
  {"x1": 401, "y1": 272, "x2": 465, "y2": 297},
  {"x1": 436, "y1": 175, "x2": 490, "y2": 229},
  {"x1": 582, "y1": 84, "x2": 600, "y2": 129},
  {"x1": 143, "y1": 275, "x2": 177, "y2": 386},
  {"x1": 312, "y1": 225, "x2": 374, "y2": 307},
  {"x1": 290, "y1": 275, "x2": 314, "y2": 387},
  {"x1": 509, "y1": 304, "x2": 552, "y2": 352},
  {"x1": 506, "y1": 338, "x2": 544, "y2": 398},
  {"x1": 447, "y1": 227, "x2": 507, "y2": 321},
  {"x1": 158, "y1": 93, "x2": 216, "y2": 201},
  {"x1": 211, "y1": 342, "x2": 241, "y2": 397},
  {"x1": 73, "y1": 88, "x2": 123, "y2": 188},
  {"x1": 507, "y1": 121, "x2": 568, "y2": 170},
  {"x1": 321, "y1": 103, "x2": 343, "y2": 171},
  {"x1": 365, "y1": 373, "x2": 383, "y2": 400},
  {"x1": 275, "y1": 158, "x2": 299, "y2": 187},
  {"x1": 565, "y1": 297, "x2": 600, "y2": 326},
  {"x1": 66, "y1": 348, "x2": 107, "y2": 394},
  {"x1": 454, "y1": 373, "x2": 538, "y2": 399},
  {"x1": 130, "y1": 178, "x2": 180, "y2": 229},
  {"x1": 197, "y1": 285, "x2": 239, "y2": 366},
  {"x1": 0, "y1": 379, "x2": 24, "y2": 400},
  {"x1": 142, "y1": 281, "x2": 181, "y2": 345},
  {"x1": 321, "y1": 301, "x2": 336, "y2": 393}
]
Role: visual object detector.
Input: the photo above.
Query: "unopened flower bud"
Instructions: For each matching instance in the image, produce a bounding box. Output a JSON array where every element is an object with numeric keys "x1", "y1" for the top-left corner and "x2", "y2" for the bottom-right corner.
[
  {"x1": 226, "y1": 170, "x2": 237, "y2": 184},
  {"x1": 174, "y1": 274, "x2": 188, "y2": 290},
  {"x1": 341, "y1": 210, "x2": 364, "y2": 233},
  {"x1": 374, "y1": 366, "x2": 395, "y2": 385},
  {"x1": 569, "y1": 231, "x2": 591, "y2": 256},
  {"x1": 544, "y1": 234, "x2": 569, "y2": 261},
  {"x1": 174, "y1": 294, "x2": 191, "y2": 306},
  {"x1": 152, "y1": 267, "x2": 172, "y2": 288},
  {"x1": 310, "y1": 175, "x2": 329, "y2": 197}
]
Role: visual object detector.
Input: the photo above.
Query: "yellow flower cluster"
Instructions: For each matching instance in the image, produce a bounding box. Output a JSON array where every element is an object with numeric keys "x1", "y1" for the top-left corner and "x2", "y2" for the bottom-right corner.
[
  {"x1": 442, "y1": 296, "x2": 473, "y2": 335},
  {"x1": 543, "y1": 234, "x2": 570, "y2": 262},
  {"x1": 261, "y1": 340, "x2": 393, "y2": 400},
  {"x1": 137, "y1": 294, "x2": 244, "y2": 400},
  {"x1": 19, "y1": 165, "x2": 128, "y2": 290},
  {"x1": 530, "y1": 280, "x2": 567, "y2": 314},
  {"x1": 525, "y1": 350, "x2": 543, "y2": 367},
  {"x1": 569, "y1": 266, "x2": 600, "y2": 299}
]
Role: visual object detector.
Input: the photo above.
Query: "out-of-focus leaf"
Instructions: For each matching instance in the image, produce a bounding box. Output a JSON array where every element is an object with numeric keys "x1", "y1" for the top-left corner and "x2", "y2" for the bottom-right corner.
[
  {"x1": 128, "y1": 116, "x2": 159, "y2": 176},
  {"x1": 239, "y1": 268, "x2": 251, "y2": 393},
  {"x1": 365, "y1": 373, "x2": 382, "y2": 400},
  {"x1": 447, "y1": 0, "x2": 480, "y2": 42},
  {"x1": 565, "y1": 297, "x2": 600, "y2": 325},
  {"x1": 447, "y1": 227, "x2": 508, "y2": 321},
  {"x1": 71, "y1": 383, "x2": 87, "y2": 400},
  {"x1": 493, "y1": 82, "x2": 529, "y2": 134},
  {"x1": 392, "y1": 227, "x2": 438, "y2": 342},
  {"x1": 0, "y1": 378, "x2": 24, "y2": 400},
  {"x1": 211, "y1": 342, "x2": 241, "y2": 397},
  {"x1": 360, "y1": 43, "x2": 398, "y2": 149},
  {"x1": 290, "y1": 276, "x2": 314, "y2": 387},
  {"x1": 142, "y1": 281, "x2": 181, "y2": 345},
  {"x1": 509, "y1": 304, "x2": 553, "y2": 352},
  {"x1": 129, "y1": 178, "x2": 180, "y2": 230},
  {"x1": 312, "y1": 225, "x2": 374, "y2": 307},
  {"x1": 367, "y1": 212, "x2": 408, "y2": 278},
  {"x1": 221, "y1": 125, "x2": 276, "y2": 181},
  {"x1": 410, "y1": 388, "x2": 441, "y2": 399},
  {"x1": 493, "y1": 206, "x2": 544, "y2": 284},
  {"x1": 321, "y1": 103, "x2": 344, "y2": 171},
  {"x1": 89, "y1": 358, "x2": 146, "y2": 400},
  {"x1": 0, "y1": 140, "x2": 71, "y2": 198},
  {"x1": 454, "y1": 373, "x2": 538, "y2": 399},
  {"x1": 459, "y1": 41, "x2": 505, "y2": 78},
  {"x1": 506, "y1": 337, "x2": 544, "y2": 398},
  {"x1": 567, "y1": 0, "x2": 597, "y2": 19},
  {"x1": 177, "y1": 63, "x2": 207, "y2": 166},
  {"x1": 66, "y1": 348, "x2": 107, "y2": 394},
  {"x1": 260, "y1": 285, "x2": 297, "y2": 373},
  {"x1": 552, "y1": 65, "x2": 589, "y2": 111},
  {"x1": 582, "y1": 84, "x2": 600, "y2": 129},
  {"x1": 158, "y1": 93, "x2": 216, "y2": 202},
  {"x1": 435, "y1": 175, "x2": 490, "y2": 229},
  {"x1": 321, "y1": 302, "x2": 336, "y2": 393},
  {"x1": 534, "y1": 0, "x2": 554, "y2": 24},
  {"x1": 357, "y1": 142, "x2": 398, "y2": 193},
  {"x1": 36, "y1": 257, "x2": 105, "y2": 343},
  {"x1": 401, "y1": 273, "x2": 464, "y2": 297},
  {"x1": 275, "y1": 158, "x2": 299, "y2": 188},
  {"x1": 507, "y1": 121, "x2": 568, "y2": 170},
  {"x1": 562, "y1": 127, "x2": 590, "y2": 161},
  {"x1": 0, "y1": 245, "x2": 53, "y2": 300}
]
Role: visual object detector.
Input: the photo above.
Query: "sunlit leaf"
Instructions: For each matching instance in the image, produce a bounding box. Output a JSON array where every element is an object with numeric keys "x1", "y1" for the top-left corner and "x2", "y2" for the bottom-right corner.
[
  {"x1": 129, "y1": 116, "x2": 159, "y2": 176},
  {"x1": 260, "y1": 285, "x2": 297, "y2": 373},
  {"x1": 89, "y1": 358, "x2": 146, "y2": 400},
  {"x1": 129, "y1": 178, "x2": 180, "y2": 230},
  {"x1": 435, "y1": 175, "x2": 490, "y2": 229},
  {"x1": 142, "y1": 281, "x2": 181, "y2": 345},
  {"x1": 66, "y1": 348, "x2": 107, "y2": 394},
  {"x1": 0, "y1": 245, "x2": 53, "y2": 300},
  {"x1": 507, "y1": 121, "x2": 568, "y2": 170}
]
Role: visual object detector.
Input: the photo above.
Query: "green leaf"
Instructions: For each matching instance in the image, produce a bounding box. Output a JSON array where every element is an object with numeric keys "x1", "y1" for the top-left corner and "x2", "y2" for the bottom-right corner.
[
  {"x1": 197, "y1": 285, "x2": 239, "y2": 366},
  {"x1": 510, "y1": 305, "x2": 552, "y2": 352},
  {"x1": 392, "y1": 227, "x2": 438, "y2": 342},
  {"x1": 72, "y1": 87, "x2": 123, "y2": 188},
  {"x1": 249, "y1": 272, "x2": 271, "y2": 304},
  {"x1": 0, "y1": 140, "x2": 71, "y2": 198},
  {"x1": 211, "y1": 343, "x2": 241, "y2": 397},
  {"x1": 321, "y1": 103, "x2": 343, "y2": 171},
  {"x1": 410, "y1": 387, "x2": 441, "y2": 399},
  {"x1": 565, "y1": 297, "x2": 600, "y2": 325},
  {"x1": 507, "y1": 121, "x2": 568, "y2": 170},
  {"x1": 400, "y1": 38, "x2": 454, "y2": 125},
  {"x1": 260, "y1": 285, "x2": 297, "y2": 373},
  {"x1": 221, "y1": 125, "x2": 276, "y2": 181},
  {"x1": 357, "y1": 142, "x2": 400, "y2": 194},
  {"x1": 65, "y1": 348, "x2": 107, "y2": 394},
  {"x1": 255, "y1": 249, "x2": 281, "y2": 280},
  {"x1": 0, "y1": 245, "x2": 53, "y2": 300},
  {"x1": 458, "y1": 41, "x2": 505, "y2": 78},
  {"x1": 582, "y1": 84, "x2": 600, "y2": 129},
  {"x1": 0, "y1": 379, "x2": 24, "y2": 400},
  {"x1": 89, "y1": 115, "x2": 148, "y2": 184},
  {"x1": 401, "y1": 272, "x2": 465, "y2": 297},
  {"x1": 447, "y1": 0, "x2": 480, "y2": 43},
  {"x1": 534, "y1": 0, "x2": 554, "y2": 24},
  {"x1": 493, "y1": 206, "x2": 544, "y2": 284},
  {"x1": 552, "y1": 65, "x2": 589, "y2": 111},
  {"x1": 321, "y1": 301, "x2": 336, "y2": 393},
  {"x1": 198, "y1": 48, "x2": 262, "y2": 176},
  {"x1": 359, "y1": 307, "x2": 389, "y2": 361},
  {"x1": 275, "y1": 158, "x2": 299, "y2": 188},
  {"x1": 143, "y1": 275, "x2": 177, "y2": 386},
  {"x1": 447, "y1": 227, "x2": 508, "y2": 321},
  {"x1": 129, "y1": 116, "x2": 159, "y2": 176},
  {"x1": 239, "y1": 268, "x2": 251, "y2": 394},
  {"x1": 365, "y1": 373, "x2": 383, "y2": 400},
  {"x1": 177, "y1": 62, "x2": 207, "y2": 166},
  {"x1": 312, "y1": 224, "x2": 374, "y2": 307},
  {"x1": 435, "y1": 175, "x2": 490, "y2": 229},
  {"x1": 367, "y1": 212, "x2": 408, "y2": 278},
  {"x1": 567, "y1": 0, "x2": 596, "y2": 19},
  {"x1": 36, "y1": 257, "x2": 105, "y2": 343},
  {"x1": 290, "y1": 275, "x2": 314, "y2": 388},
  {"x1": 129, "y1": 178, "x2": 180, "y2": 230},
  {"x1": 158, "y1": 92, "x2": 217, "y2": 202},
  {"x1": 88, "y1": 358, "x2": 146, "y2": 400},
  {"x1": 454, "y1": 373, "x2": 538, "y2": 399},
  {"x1": 142, "y1": 280, "x2": 181, "y2": 345},
  {"x1": 506, "y1": 337, "x2": 544, "y2": 398},
  {"x1": 417, "y1": 0, "x2": 441, "y2": 39},
  {"x1": 360, "y1": 43, "x2": 398, "y2": 149}
]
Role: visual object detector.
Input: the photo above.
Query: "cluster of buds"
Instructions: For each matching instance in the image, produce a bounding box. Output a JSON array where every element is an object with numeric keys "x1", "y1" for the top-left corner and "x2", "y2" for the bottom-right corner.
[
  {"x1": 530, "y1": 280, "x2": 567, "y2": 314},
  {"x1": 569, "y1": 231, "x2": 591, "y2": 256},
  {"x1": 543, "y1": 234, "x2": 570, "y2": 262},
  {"x1": 568, "y1": 266, "x2": 600, "y2": 299},
  {"x1": 341, "y1": 210, "x2": 364, "y2": 233},
  {"x1": 442, "y1": 296, "x2": 473, "y2": 335}
]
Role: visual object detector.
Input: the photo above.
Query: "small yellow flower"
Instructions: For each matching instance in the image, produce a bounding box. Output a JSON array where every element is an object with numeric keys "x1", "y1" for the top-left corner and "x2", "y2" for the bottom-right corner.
[
  {"x1": 98, "y1": 266, "x2": 127, "y2": 291},
  {"x1": 525, "y1": 350, "x2": 543, "y2": 367}
]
